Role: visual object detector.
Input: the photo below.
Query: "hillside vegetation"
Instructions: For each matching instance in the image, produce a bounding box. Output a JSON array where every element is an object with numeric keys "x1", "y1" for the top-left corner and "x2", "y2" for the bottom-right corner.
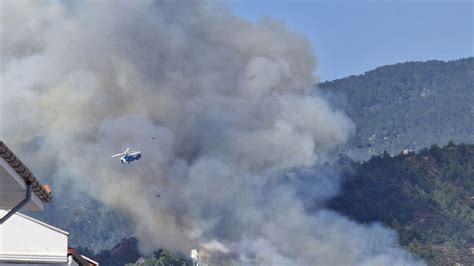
[
  {"x1": 26, "y1": 58, "x2": 473, "y2": 263},
  {"x1": 320, "y1": 58, "x2": 474, "y2": 160},
  {"x1": 77, "y1": 237, "x2": 190, "y2": 266},
  {"x1": 28, "y1": 188, "x2": 133, "y2": 252},
  {"x1": 329, "y1": 143, "x2": 474, "y2": 265}
]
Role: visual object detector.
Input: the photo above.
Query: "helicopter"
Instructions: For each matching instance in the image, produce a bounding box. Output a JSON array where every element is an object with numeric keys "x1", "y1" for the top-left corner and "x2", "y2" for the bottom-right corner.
[{"x1": 111, "y1": 148, "x2": 142, "y2": 164}]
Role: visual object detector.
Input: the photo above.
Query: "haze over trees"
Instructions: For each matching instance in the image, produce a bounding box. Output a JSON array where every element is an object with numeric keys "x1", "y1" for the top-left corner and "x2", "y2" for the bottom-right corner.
[
  {"x1": 320, "y1": 57, "x2": 474, "y2": 160},
  {"x1": 28, "y1": 58, "x2": 474, "y2": 264},
  {"x1": 76, "y1": 143, "x2": 474, "y2": 265},
  {"x1": 329, "y1": 143, "x2": 474, "y2": 265}
]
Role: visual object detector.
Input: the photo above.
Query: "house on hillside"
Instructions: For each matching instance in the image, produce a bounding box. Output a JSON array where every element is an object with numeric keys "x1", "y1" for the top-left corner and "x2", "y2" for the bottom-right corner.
[{"x1": 0, "y1": 141, "x2": 98, "y2": 266}]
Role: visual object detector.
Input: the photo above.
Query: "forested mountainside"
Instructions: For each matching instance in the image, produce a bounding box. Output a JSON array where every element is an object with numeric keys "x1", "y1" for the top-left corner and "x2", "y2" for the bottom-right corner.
[
  {"x1": 28, "y1": 58, "x2": 474, "y2": 264},
  {"x1": 329, "y1": 143, "x2": 474, "y2": 265},
  {"x1": 320, "y1": 58, "x2": 474, "y2": 160}
]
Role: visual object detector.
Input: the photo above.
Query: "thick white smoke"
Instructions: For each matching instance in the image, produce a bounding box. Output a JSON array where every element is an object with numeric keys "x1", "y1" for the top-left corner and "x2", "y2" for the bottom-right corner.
[{"x1": 1, "y1": 1, "x2": 424, "y2": 265}]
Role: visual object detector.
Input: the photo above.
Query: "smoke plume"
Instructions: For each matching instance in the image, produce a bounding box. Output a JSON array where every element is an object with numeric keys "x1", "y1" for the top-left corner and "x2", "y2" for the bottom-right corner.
[{"x1": 1, "y1": 1, "x2": 424, "y2": 265}]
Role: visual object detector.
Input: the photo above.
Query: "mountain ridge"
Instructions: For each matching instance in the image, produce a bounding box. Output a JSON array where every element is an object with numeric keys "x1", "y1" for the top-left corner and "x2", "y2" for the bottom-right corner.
[{"x1": 320, "y1": 57, "x2": 474, "y2": 160}]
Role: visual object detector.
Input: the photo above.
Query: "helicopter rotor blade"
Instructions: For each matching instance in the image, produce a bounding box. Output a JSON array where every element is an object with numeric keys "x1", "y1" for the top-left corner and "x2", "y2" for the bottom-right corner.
[{"x1": 111, "y1": 152, "x2": 125, "y2": 158}]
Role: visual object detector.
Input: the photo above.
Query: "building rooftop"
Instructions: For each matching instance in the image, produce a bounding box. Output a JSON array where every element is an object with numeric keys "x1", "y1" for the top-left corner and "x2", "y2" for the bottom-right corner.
[{"x1": 0, "y1": 141, "x2": 52, "y2": 203}]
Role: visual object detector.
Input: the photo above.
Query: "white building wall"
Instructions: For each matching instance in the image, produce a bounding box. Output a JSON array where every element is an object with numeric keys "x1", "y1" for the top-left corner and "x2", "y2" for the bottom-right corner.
[
  {"x1": 0, "y1": 255, "x2": 79, "y2": 266},
  {"x1": 0, "y1": 210, "x2": 68, "y2": 264}
]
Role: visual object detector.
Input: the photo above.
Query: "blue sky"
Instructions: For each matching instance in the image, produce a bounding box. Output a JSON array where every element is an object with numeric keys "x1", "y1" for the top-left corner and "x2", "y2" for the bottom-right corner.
[{"x1": 223, "y1": 0, "x2": 473, "y2": 81}]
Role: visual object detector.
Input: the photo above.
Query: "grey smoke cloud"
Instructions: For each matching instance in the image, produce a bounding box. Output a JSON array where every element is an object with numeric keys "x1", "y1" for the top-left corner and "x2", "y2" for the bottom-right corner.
[{"x1": 1, "y1": 1, "x2": 424, "y2": 265}]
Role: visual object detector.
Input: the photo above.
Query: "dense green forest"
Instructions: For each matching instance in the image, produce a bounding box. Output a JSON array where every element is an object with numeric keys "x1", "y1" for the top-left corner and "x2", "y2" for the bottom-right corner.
[
  {"x1": 329, "y1": 143, "x2": 474, "y2": 265},
  {"x1": 320, "y1": 57, "x2": 474, "y2": 160}
]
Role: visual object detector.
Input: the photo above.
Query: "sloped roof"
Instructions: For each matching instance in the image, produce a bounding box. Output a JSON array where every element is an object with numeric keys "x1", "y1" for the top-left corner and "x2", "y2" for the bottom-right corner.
[
  {"x1": 0, "y1": 141, "x2": 52, "y2": 202},
  {"x1": 14, "y1": 211, "x2": 69, "y2": 235},
  {"x1": 81, "y1": 255, "x2": 100, "y2": 266},
  {"x1": 68, "y1": 248, "x2": 100, "y2": 266}
]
